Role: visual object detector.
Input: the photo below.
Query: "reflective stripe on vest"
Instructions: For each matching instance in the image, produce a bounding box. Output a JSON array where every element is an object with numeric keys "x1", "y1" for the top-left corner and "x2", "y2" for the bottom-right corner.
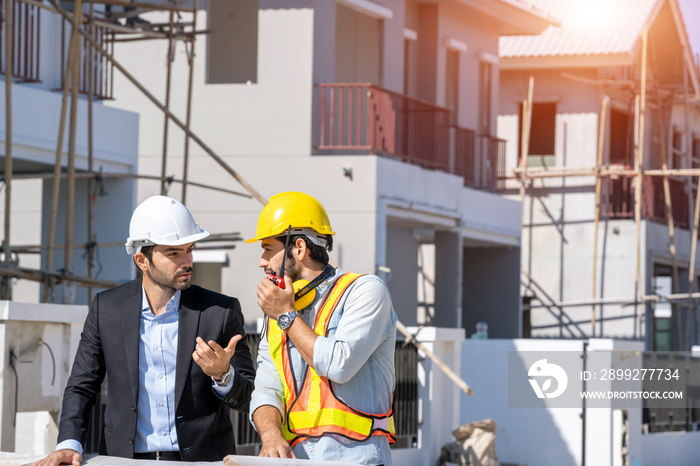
[{"x1": 267, "y1": 272, "x2": 396, "y2": 447}]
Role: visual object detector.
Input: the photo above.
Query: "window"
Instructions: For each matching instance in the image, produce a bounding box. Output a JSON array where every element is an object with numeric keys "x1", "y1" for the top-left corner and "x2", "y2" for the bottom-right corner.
[
  {"x1": 478, "y1": 61, "x2": 492, "y2": 135},
  {"x1": 519, "y1": 102, "x2": 556, "y2": 167},
  {"x1": 403, "y1": 29, "x2": 417, "y2": 96},
  {"x1": 610, "y1": 109, "x2": 631, "y2": 164},
  {"x1": 335, "y1": 4, "x2": 383, "y2": 85},
  {"x1": 652, "y1": 272, "x2": 672, "y2": 351},
  {"x1": 445, "y1": 49, "x2": 459, "y2": 125}
]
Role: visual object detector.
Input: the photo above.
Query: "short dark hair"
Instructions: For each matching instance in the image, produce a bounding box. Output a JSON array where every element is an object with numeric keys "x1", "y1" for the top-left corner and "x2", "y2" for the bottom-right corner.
[
  {"x1": 140, "y1": 245, "x2": 155, "y2": 261},
  {"x1": 282, "y1": 234, "x2": 332, "y2": 266},
  {"x1": 134, "y1": 245, "x2": 155, "y2": 270}
]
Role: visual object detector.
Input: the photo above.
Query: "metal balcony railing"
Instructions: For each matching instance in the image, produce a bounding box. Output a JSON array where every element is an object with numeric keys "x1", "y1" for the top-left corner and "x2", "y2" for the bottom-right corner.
[
  {"x1": 453, "y1": 125, "x2": 476, "y2": 186},
  {"x1": 61, "y1": 18, "x2": 114, "y2": 99},
  {"x1": 319, "y1": 83, "x2": 450, "y2": 171},
  {"x1": 319, "y1": 84, "x2": 506, "y2": 192},
  {"x1": 477, "y1": 134, "x2": 507, "y2": 191},
  {"x1": 0, "y1": 0, "x2": 41, "y2": 82},
  {"x1": 602, "y1": 174, "x2": 690, "y2": 229}
]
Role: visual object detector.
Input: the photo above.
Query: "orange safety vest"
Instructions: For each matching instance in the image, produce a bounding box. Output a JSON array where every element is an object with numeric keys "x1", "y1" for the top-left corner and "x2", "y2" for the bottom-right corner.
[{"x1": 267, "y1": 272, "x2": 396, "y2": 447}]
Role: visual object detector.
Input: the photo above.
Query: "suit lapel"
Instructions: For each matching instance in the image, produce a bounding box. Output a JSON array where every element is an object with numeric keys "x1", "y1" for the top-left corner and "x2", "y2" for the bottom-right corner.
[
  {"x1": 176, "y1": 287, "x2": 201, "y2": 408},
  {"x1": 123, "y1": 279, "x2": 143, "y2": 404}
]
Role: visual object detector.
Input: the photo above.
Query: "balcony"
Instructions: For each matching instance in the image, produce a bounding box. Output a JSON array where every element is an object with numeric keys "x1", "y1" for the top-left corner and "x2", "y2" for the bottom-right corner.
[
  {"x1": 602, "y1": 174, "x2": 690, "y2": 229},
  {"x1": 60, "y1": 18, "x2": 114, "y2": 99},
  {"x1": 318, "y1": 83, "x2": 505, "y2": 191},
  {"x1": 0, "y1": 0, "x2": 41, "y2": 82}
]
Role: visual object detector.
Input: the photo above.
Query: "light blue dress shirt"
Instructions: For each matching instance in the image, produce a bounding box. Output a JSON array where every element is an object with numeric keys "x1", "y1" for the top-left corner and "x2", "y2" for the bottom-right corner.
[
  {"x1": 250, "y1": 268, "x2": 397, "y2": 466},
  {"x1": 57, "y1": 287, "x2": 234, "y2": 455}
]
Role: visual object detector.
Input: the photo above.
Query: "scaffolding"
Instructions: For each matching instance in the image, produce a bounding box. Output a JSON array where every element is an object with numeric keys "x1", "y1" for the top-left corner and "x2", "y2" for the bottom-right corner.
[
  {"x1": 0, "y1": 0, "x2": 267, "y2": 303},
  {"x1": 514, "y1": 22, "x2": 700, "y2": 350}
]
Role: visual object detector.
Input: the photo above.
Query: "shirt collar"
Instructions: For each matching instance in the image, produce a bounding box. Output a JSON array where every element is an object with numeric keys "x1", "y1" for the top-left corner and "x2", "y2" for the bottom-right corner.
[{"x1": 141, "y1": 285, "x2": 181, "y2": 315}]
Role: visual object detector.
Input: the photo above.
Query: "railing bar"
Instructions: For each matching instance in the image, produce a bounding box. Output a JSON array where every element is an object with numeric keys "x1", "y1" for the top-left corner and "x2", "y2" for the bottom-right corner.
[
  {"x1": 329, "y1": 87, "x2": 335, "y2": 147},
  {"x1": 320, "y1": 85, "x2": 326, "y2": 147},
  {"x1": 348, "y1": 86, "x2": 353, "y2": 147},
  {"x1": 338, "y1": 85, "x2": 344, "y2": 147}
]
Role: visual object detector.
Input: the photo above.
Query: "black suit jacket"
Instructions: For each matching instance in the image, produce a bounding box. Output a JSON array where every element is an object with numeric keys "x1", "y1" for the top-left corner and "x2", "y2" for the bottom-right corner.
[{"x1": 57, "y1": 279, "x2": 256, "y2": 462}]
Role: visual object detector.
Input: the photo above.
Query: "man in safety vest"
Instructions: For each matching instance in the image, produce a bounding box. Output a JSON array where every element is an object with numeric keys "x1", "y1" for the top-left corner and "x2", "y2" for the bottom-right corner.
[{"x1": 247, "y1": 191, "x2": 397, "y2": 466}]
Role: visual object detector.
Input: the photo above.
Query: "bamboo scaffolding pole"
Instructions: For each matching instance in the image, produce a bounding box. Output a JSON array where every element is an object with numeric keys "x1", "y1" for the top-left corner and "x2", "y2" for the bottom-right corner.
[
  {"x1": 633, "y1": 26, "x2": 648, "y2": 339},
  {"x1": 87, "y1": 3, "x2": 95, "y2": 302},
  {"x1": 47, "y1": 0, "x2": 268, "y2": 205},
  {"x1": 14, "y1": 241, "x2": 125, "y2": 252},
  {"x1": 2, "y1": 0, "x2": 13, "y2": 299},
  {"x1": 524, "y1": 291, "x2": 700, "y2": 309},
  {"x1": 654, "y1": 87, "x2": 682, "y2": 350},
  {"x1": 79, "y1": 0, "x2": 194, "y2": 13},
  {"x1": 110, "y1": 29, "x2": 210, "y2": 42},
  {"x1": 519, "y1": 76, "x2": 535, "y2": 202},
  {"x1": 591, "y1": 96, "x2": 609, "y2": 337},
  {"x1": 396, "y1": 320, "x2": 473, "y2": 396},
  {"x1": 181, "y1": 0, "x2": 198, "y2": 204},
  {"x1": 0, "y1": 263, "x2": 120, "y2": 289},
  {"x1": 507, "y1": 167, "x2": 700, "y2": 178},
  {"x1": 509, "y1": 166, "x2": 700, "y2": 180},
  {"x1": 160, "y1": 10, "x2": 174, "y2": 194},
  {"x1": 519, "y1": 77, "x2": 534, "y2": 296},
  {"x1": 64, "y1": 0, "x2": 83, "y2": 289},
  {"x1": 0, "y1": 171, "x2": 252, "y2": 197},
  {"x1": 683, "y1": 57, "x2": 700, "y2": 350},
  {"x1": 45, "y1": 3, "x2": 80, "y2": 302},
  {"x1": 562, "y1": 72, "x2": 635, "y2": 88}
]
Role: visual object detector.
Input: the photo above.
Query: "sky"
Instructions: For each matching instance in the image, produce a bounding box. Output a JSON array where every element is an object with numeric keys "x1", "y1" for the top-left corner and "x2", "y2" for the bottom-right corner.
[{"x1": 677, "y1": 0, "x2": 700, "y2": 60}]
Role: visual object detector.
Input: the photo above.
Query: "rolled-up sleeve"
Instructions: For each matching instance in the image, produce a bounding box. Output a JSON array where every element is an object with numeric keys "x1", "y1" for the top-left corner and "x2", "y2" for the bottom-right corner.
[
  {"x1": 250, "y1": 327, "x2": 287, "y2": 426},
  {"x1": 313, "y1": 276, "x2": 393, "y2": 384}
]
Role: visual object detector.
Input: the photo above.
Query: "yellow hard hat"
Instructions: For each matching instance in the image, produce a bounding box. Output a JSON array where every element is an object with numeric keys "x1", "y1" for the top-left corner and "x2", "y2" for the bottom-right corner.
[{"x1": 245, "y1": 192, "x2": 335, "y2": 244}]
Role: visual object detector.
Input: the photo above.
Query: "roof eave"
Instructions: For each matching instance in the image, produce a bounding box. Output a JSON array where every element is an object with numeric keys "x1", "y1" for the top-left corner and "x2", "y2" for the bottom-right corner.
[
  {"x1": 457, "y1": 0, "x2": 559, "y2": 36},
  {"x1": 500, "y1": 53, "x2": 635, "y2": 70}
]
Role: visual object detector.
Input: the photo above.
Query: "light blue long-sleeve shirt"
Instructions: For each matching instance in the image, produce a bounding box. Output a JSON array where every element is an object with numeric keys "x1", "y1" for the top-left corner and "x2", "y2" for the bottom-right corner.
[
  {"x1": 250, "y1": 268, "x2": 397, "y2": 466},
  {"x1": 57, "y1": 288, "x2": 234, "y2": 455}
]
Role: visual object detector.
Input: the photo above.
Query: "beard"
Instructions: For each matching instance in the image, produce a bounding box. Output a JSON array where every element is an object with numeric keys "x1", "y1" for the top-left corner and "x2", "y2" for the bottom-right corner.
[
  {"x1": 265, "y1": 253, "x2": 301, "y2": 282},
  {"x1": 146, "y1": 262, "x2": 193, "y2": 291}
]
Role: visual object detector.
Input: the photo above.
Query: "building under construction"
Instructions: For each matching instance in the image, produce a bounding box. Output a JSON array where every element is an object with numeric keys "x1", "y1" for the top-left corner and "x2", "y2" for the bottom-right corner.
[{"x1": 499, "y1": 0, "x2": 700, "y2": 351}]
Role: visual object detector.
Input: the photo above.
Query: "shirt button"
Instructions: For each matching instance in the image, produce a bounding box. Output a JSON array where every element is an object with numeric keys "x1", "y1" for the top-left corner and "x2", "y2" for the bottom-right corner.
[
  {"x1": 309, "y1": 446, "x2": 313, "y2": 452},
  {"x1": 159, "y1": 374, "x2": 164, "y2": 379},
  {"x1": 159, "y1": 401, "x2": 164, "y2": 406},
  {"x1": 153, "y1": 345, "x2": 159, "y2": 350},
  {"x1": 162, "y1": 431, "x2": 168, "y2": 436}
]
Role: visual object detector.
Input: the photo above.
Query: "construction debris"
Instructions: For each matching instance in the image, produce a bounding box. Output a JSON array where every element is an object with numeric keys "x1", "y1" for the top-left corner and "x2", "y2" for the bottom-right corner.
[{"x1": 437, "y1": 418, "x2": 500, "y2": 466}]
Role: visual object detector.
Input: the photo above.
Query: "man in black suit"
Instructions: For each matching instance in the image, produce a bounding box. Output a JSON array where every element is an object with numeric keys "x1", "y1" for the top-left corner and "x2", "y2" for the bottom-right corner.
[{"x1": 34, "y1": 196, "x2": 255, "y2": 465}]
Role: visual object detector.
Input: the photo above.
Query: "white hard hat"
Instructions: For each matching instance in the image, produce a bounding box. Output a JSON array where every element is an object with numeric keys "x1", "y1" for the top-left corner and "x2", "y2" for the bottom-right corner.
[{"x1": 125, "y1": 195, "x2": 210, "y2": 255}]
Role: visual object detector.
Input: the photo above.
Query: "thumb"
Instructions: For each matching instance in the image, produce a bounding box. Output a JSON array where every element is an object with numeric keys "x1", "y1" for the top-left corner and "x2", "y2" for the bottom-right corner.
[
  {"x1": 283, "y1": 275, "x2": 293, "y2": 290},
  {"x1": 225, "y1": 334, "x2": 242, "y2": 354}
]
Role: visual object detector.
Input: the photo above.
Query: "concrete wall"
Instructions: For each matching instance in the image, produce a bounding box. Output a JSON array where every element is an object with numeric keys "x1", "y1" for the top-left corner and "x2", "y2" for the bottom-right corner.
[
  {"x1": 0, "y1": 302, "x2": 87, "y2": 452},
  {"x1": 461, "y1": 338, "x2": 648, "y2": 466}
]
